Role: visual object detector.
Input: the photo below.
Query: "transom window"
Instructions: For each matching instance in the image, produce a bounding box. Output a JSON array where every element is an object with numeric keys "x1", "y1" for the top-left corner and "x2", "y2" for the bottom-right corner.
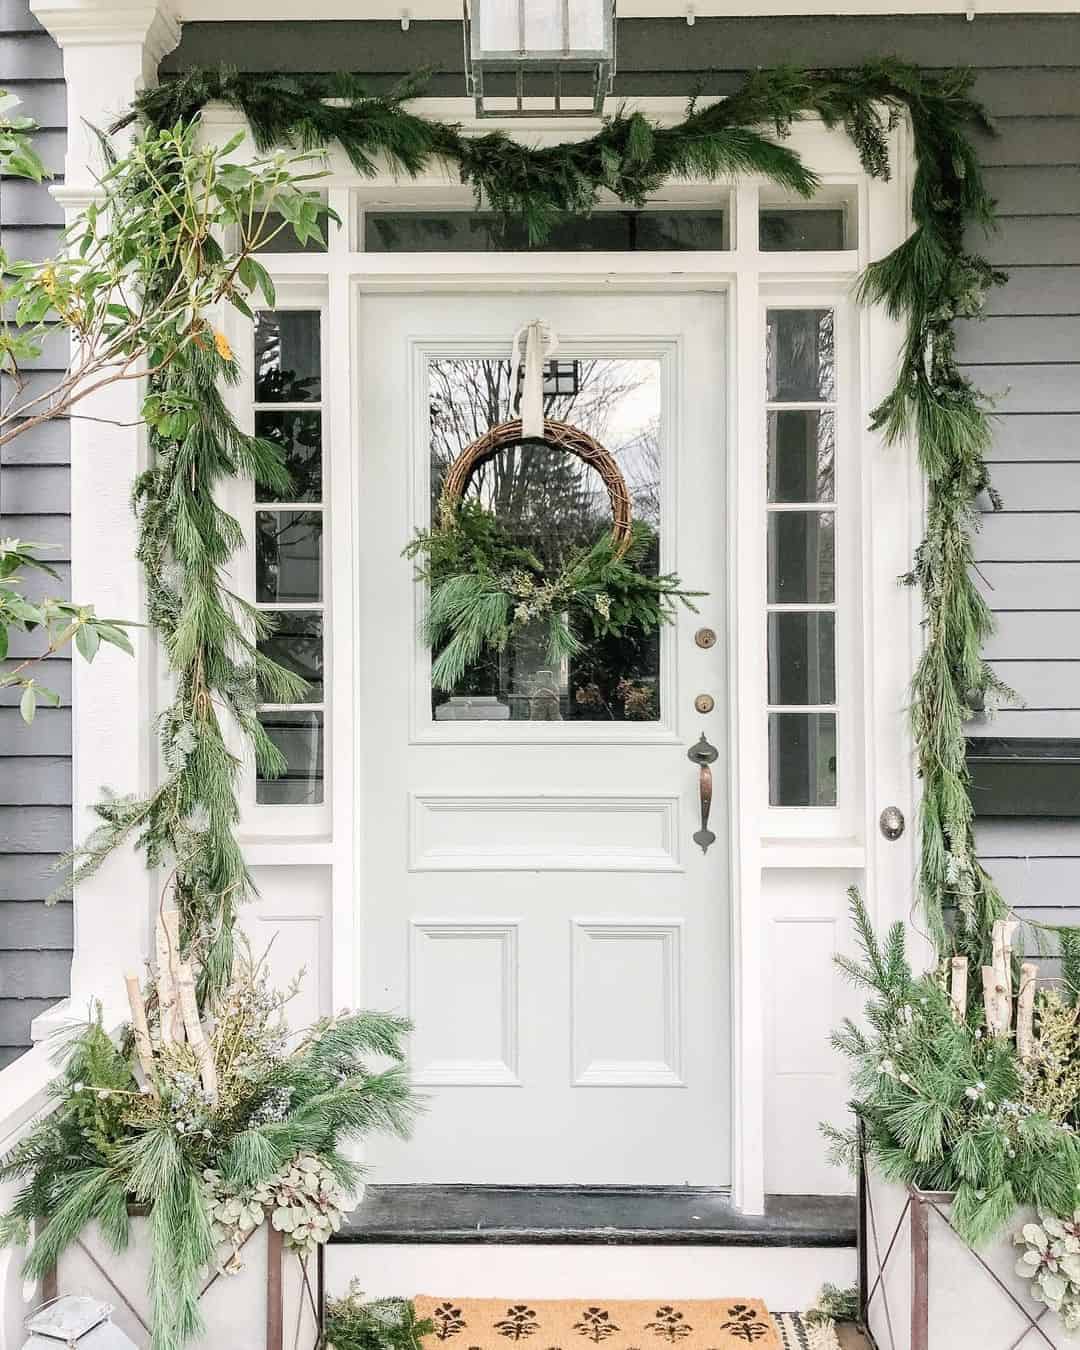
[{"x1": 364, "y1": 209, "x2": 729, "y2": 252}]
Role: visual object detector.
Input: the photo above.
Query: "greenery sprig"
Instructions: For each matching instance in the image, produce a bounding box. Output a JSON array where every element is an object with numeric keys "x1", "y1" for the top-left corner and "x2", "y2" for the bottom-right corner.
[
  {"x1": 324, "y1": 1285, "x2": 435, "y2": 1350},
  {"x1": 405, "y1": 497, "x2": 699, "y2": 693},
  {"x1": 114, "y1": 57, "x2": 1011, "y2": 955},
  {"x1": 827, "y1": 890, "x2": 1080, "y2": 1249}
]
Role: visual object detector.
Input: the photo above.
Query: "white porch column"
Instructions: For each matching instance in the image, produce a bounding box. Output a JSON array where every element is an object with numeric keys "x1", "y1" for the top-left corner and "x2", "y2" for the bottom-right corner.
[{"x1": 27, "y1": 0, "x2": 180, "y2": 1027}]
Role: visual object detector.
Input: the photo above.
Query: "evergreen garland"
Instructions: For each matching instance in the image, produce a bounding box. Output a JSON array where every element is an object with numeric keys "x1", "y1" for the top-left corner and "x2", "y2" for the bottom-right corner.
[{"x1": 102, "y1": 57, "x2": 1012, "y2": 987}]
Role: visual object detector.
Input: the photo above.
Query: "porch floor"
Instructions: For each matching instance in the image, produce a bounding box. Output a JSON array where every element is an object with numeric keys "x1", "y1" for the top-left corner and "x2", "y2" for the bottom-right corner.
[{"x1": 335, "y1": 1186, "x2": 857, "y2": 1247}]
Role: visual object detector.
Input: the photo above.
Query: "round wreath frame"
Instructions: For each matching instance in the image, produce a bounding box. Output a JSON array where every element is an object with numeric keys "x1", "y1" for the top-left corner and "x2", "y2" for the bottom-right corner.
[{"x1": 441, "y1": 417, "x2": 634, "y2": 559}]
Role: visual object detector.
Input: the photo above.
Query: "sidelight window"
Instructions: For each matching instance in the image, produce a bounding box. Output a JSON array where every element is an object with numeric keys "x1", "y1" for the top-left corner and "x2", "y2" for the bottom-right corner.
[
  {"x1": 765, "y1": 308, "x2": 839, "y2": 808},
  {"x1": 252, "y1": 309, "x2": 326, "y2": 804}
]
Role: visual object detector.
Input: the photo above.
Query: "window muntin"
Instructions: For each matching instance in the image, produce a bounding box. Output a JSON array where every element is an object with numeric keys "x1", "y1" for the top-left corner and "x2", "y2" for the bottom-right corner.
[
  {"x1": 252, "y1": 309, "x2": 326, "y2": 805},
  {"x1": 426, "y1": 355, "x2": 664, "y2": 723},
  {"x1": 766, "y1": 308, "x2": 839, "y2": 808}
]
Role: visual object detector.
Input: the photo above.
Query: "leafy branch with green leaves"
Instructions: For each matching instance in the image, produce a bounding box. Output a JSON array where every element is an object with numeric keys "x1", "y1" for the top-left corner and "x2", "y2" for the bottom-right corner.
[
  {"x1": 0, "y1": 538, "x2": 133, "y2": 723},
  {"x1": 0, "y1": 120, "x2": 328, "y2": 451},
  {"x1": 0, "y1": 89, "x2": 45, "y2": 181}
]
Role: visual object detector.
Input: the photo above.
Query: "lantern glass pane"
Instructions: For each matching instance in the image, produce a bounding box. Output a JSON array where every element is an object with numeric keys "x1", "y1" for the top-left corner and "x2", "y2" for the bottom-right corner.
[{"x1": 474, "y1": 0, "x2": 608, "y2": 57}]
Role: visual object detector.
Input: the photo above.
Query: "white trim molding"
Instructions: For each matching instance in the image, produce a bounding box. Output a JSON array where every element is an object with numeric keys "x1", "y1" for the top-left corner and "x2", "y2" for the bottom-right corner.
[{"x1": 29, "y1": 0, "x2": 180, "y2": 192}]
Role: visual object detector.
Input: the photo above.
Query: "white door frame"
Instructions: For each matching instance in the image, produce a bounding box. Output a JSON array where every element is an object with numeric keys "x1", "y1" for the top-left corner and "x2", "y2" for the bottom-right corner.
[{"x1": 48, "y1": 64, "x2": 920, "y2": 1213}]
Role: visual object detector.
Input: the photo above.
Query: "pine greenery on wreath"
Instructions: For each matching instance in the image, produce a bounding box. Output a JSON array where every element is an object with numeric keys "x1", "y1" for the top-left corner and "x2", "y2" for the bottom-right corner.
[{"x1": 406, "y1": 418, "x2": 699, "y2": 693}]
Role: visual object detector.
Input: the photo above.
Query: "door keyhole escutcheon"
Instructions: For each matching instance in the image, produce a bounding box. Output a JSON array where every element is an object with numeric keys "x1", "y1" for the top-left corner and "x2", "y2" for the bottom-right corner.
[{"x1": 688, "y1": 732, "x2": 719, "y2": 854}]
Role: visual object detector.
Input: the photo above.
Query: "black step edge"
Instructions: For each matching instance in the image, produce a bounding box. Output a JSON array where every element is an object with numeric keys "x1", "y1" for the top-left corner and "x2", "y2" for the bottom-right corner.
[{"x1": 332, "y1": 1186, "x2": 856, "y2": 1248}]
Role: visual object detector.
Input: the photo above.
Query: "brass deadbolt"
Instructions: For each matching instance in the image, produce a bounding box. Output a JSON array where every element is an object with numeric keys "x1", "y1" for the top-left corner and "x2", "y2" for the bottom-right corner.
[
  {"x1": 694, "y1": 627, "x2": 717, "y2": 650},
  {"x1": 694, "y1": 694, "x2": 715, "y2": 714}
]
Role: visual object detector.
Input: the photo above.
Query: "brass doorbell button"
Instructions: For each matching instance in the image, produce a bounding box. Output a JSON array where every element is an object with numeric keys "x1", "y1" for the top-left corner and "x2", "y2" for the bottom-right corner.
[
  {"x1": 694, "y1": 627, "x2": 717, "y2": 649},
  {"x1": 694, "y1": 694, "x2": 715, "y2": 714}
]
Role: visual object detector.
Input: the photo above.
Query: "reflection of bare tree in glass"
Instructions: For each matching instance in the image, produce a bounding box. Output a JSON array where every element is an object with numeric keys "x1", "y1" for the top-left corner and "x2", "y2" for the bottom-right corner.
[
  {"x1": 427, "y1": 356, "x2": 663, "y2": 721},
  {"x1": 257, "y1": 611, "x2": 323, "y2": 701},
  {"x1": 255, "y1": 511, "x2": 321, "y2": 604}
]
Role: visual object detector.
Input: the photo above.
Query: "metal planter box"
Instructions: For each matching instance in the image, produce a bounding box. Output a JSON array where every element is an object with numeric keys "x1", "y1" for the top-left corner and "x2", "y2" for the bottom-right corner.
[
  {"x1": 862, "y1": 1173, "x2": 1071, "y2": 1350},
  {"x1": 47, "y1": 1218, "x2": 319, "y2": 1350}
]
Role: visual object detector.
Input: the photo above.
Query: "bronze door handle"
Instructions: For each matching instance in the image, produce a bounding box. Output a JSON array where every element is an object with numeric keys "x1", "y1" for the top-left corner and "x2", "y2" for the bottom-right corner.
[{"x1": 687, "y1": 732, "x2": 719, "y2": 854}]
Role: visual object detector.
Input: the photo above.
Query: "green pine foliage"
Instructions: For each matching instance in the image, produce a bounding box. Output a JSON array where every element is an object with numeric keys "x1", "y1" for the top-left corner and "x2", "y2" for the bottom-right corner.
[
  {"x1": 828, "y1": 890, "x2": 1080, "y2": 1248},
  {"x1": 0, "y1": 964, "x2": 419, "y2": 1350},
  {"x1": 324, "y1": 1285, "x2": 435, "y2": 1350},
  {"x1": 406, "y1": 502, "x2": 699, "y2": 693}
]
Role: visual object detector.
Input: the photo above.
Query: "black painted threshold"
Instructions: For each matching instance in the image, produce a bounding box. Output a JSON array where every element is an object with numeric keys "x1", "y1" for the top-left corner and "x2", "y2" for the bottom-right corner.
[{"x1": 334, "y1": 1186, "x2": 856, "y2": 1248}]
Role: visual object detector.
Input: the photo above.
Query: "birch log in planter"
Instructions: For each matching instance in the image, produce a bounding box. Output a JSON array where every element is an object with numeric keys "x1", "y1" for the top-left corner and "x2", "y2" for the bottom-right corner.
[
  {"x1": 47, "y1": 1216, "x2": 321, "y2": 1350},
  {"x1": 862, "y1": 1172, "x2": 1071, "y2": 1350}
]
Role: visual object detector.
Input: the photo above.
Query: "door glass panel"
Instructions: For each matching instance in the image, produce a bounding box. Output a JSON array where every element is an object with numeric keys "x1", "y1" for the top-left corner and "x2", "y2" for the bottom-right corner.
[
  {"x1": 426, "y1": 356, "x2": 663, "y2": 722},
  {"x1": 255, "y1": 411, "x2": 322, "y2": 502},
  {"x1": 767, "y1": 613, "x2": 835, "y2": 705},
  {"x1": 256, "y1": 509, "x2": 323, "y2": 603},
  {"x1": 766, "y1": 308, "x2": 839, "y2": 807},
  {"x1": 256, "y1": 710, "x2": 324, "y2": 804},
  {"x1": 254, "y1": 310, "x2": 322, "y2": 402},
  {"x1": 767, "y1": 512, "x2": 835, "y2": 604},
  {"x1": 759, "y1": 208, "x2": 846, "y2": 252},
  {"x1": 257, "y1": 611, "x2": 324, "y2": 702},
  {"x1": 768, "y1": 712, "x2": 837, "y2": 806},
  {"x1": 767, "y1": 411, "x2": 834, "y2": 504},
  {"x1": 766, "y1": 309, "x2": 835, "y2": 402}
]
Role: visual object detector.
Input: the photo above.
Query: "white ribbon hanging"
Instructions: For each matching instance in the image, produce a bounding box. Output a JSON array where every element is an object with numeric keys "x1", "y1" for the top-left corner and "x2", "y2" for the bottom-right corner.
[{"x1": 510, "y1": 319, "x2": 558, "y2": 440}]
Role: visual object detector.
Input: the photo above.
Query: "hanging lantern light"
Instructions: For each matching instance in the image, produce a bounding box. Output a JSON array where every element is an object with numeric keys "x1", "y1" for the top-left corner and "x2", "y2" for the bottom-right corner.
[{"x1": 463, "y1": 1, "x2": 616, "y2": 118}]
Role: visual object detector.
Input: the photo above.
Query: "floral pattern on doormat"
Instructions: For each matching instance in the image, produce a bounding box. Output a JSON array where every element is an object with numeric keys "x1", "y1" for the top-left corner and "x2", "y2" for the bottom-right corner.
[{"x1": 415, "y1": 1297, "x2": 790, "y2": 1350}]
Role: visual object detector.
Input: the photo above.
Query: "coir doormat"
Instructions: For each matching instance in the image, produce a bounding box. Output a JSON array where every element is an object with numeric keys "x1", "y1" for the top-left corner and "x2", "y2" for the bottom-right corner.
[{"x1": 415, "y1": 1297, "x2": 787, "y2": 1349}]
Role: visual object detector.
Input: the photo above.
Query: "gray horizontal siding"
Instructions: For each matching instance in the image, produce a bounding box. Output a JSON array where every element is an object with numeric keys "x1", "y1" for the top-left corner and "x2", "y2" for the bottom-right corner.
[
  {"x1": 1, "y1": 0, "x2": 70, "y2": 1061},
  {"x1": 162, "y1": 16, "x2": 1080, "y2": 77},
  {"x1": 977, "y1": 821, "x2": 1080, "y2": 940}
]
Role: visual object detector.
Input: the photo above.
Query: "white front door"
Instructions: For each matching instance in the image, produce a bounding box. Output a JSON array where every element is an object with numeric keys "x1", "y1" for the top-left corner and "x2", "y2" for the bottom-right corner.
[{"x1": 357, "y1": 290, "x2": 729, "y2": 1185}]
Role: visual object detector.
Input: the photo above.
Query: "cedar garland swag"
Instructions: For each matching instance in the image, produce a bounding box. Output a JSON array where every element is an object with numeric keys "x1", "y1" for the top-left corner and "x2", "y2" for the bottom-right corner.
[{"x1": 80, "y1": 56, "x2": 1023, "y2": 982}]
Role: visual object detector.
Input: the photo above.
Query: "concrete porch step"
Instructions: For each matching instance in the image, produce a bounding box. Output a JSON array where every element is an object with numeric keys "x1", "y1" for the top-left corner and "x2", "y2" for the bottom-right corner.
[{"x1": 326, "y1": 1188, "x2": 857, "y2": 1310}]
